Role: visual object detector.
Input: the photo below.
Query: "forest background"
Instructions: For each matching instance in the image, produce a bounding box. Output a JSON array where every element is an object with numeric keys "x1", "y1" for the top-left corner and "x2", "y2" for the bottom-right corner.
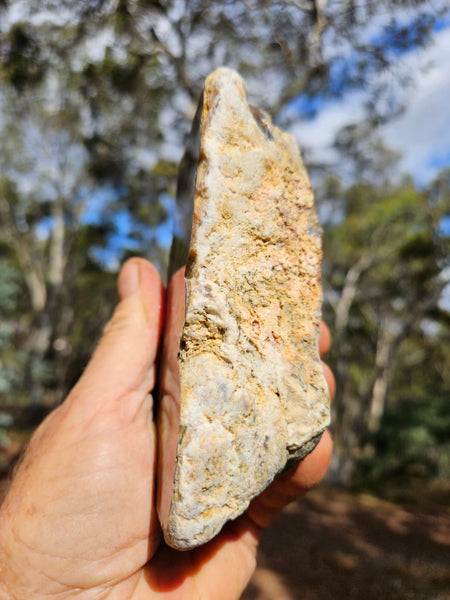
[{"x1": 0, "y1": 2, "x2": 449, "y2": 596}]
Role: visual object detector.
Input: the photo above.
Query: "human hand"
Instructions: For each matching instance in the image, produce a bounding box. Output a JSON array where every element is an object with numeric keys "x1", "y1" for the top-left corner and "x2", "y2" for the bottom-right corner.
[{"x1": 0, "y1": 258, "x2": 334, "y2": 600}]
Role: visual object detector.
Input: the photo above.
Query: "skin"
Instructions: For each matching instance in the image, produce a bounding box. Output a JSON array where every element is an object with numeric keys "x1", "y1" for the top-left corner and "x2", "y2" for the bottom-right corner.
[{"x1": 0, "y1": 258, "x2": 335, "y2": 600}]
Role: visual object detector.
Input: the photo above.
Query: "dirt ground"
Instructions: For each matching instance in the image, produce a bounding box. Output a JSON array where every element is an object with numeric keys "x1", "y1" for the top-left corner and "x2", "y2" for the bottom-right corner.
[
  {"x1": 1, "y1": 477, "x2": 448, "y2": 599},
  {"x1": 243, "y1": 485, "x2": 450, "y2": 600}
]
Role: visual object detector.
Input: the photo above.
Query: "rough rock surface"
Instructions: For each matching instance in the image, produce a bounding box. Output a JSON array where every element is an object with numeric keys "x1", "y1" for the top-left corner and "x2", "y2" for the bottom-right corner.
[{"x1": 162, "y1": 67, "x2": 330, "y2": 550}]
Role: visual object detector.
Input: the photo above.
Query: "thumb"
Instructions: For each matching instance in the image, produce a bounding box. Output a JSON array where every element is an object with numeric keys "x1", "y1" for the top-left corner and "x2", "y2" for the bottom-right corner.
[{"x1": 68, "y1": 258, "x2": 165, "y2": 412}]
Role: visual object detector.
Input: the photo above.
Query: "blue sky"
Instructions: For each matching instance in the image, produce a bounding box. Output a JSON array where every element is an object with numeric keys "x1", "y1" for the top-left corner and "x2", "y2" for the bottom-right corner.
[
  {"x1": 84, "y1": 190, "x2": 175, "y2": 271},
  {"x1": 382, "y1": 23, "x2": 450, "y2": 185},
  {"x1": 19, "y1": 7, "x2": 448, "y2": 270},
  {"x1": 288, "y1": 21, "x2": 450, "y2": 186},
  {"x1": 88, "y1": 17, "x2": 450, "y2": 270}
]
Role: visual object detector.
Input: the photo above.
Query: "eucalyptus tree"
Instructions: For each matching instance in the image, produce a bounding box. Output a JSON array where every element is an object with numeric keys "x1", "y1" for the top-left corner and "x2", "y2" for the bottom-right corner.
[{"x1": 322, "y1": 168, "x2": 450, "y2": 485}]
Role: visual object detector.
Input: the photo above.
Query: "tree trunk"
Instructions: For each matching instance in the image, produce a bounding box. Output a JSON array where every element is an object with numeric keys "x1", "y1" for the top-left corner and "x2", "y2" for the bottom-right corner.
[
  {"x1": 366, "y1": 323, "x2": 398, "y2": 434},
  {"x1": 334, "y1": 253, "x2": 373, "y2": 335},
  {"x1": 24, "y1": 198, "x2": 68, "y2": 405},
  {"x1": 328, "y1": 253, "x2": 375, "y2": 484}
]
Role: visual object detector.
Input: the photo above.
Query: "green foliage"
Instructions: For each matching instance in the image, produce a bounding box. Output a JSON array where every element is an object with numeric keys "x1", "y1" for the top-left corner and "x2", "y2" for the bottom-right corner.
[
  {"x1": 0, "y1": 24, "x2": 45, "y2": 90},
  {"x1": 356, "y1": 393, "x2": 450, "y2": 499},
  {"x1": 322, "y1": 170, "x2": 450, "y2": 494},
  {"x1": 0, "y1": 262, "x2": 20, "y2": 312}
]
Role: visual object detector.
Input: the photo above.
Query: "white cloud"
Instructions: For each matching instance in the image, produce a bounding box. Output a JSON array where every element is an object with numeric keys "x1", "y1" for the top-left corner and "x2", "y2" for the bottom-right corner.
[
  {"x1": 287, "y1": 25, "x2": 450, "y2": 184},
  {"x1": 381, "y1": 26, "x2": 450, "y2": 184},
  {"x1": 289, "y1": 91, "x2": 366, "y2": 166},
  {"x1": 1, "y1": 2, "x2": 74, "y2": 30}
]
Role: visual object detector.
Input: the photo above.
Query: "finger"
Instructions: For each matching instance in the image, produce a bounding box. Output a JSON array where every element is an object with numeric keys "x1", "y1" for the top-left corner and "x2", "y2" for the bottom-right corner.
[
  {"x1": 319, "y1": 321, "x2": 331, "y2": 356},
  {"x1": 68, "y1": 258, "x2": 165, "y2": 412},
  {"x1": 322, "y1": 360, "x2": 336, "y2": 401},
  {"x1": 246, "y1": 430, "x2": 333, "y2": 528},
  {"x1": 282, "y1": 429, "x2": 333, "y2": 494}
]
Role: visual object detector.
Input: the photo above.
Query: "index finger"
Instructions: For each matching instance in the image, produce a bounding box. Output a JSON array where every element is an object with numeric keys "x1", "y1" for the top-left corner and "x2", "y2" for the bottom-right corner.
[{"x1": 319, "y1": 321, "x2": 331, "y2": 356}]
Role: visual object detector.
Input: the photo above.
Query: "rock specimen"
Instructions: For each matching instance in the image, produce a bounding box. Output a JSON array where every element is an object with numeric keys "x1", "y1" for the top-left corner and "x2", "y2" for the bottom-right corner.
[{"x1": 157, "y1": 67, "x2": 330, "y2": 550}]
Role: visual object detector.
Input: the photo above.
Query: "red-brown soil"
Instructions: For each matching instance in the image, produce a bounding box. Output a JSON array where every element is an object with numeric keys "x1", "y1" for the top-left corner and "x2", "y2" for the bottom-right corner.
[{"x1": 243, "y1": 485, "x2": 450, "y2": 600}]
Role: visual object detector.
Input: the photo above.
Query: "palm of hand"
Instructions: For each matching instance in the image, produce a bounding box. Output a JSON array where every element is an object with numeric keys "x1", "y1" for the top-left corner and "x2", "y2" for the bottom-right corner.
[{"x1": 0, "y1": 259, "x2": 333, "y2": 600}]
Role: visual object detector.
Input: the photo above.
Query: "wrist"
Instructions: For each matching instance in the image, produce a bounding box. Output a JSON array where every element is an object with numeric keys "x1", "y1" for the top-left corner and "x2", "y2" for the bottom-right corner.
[
  {"x1": 0, "y1": 582, "x2": 13, "y2": 600},
  {"x1": 0, "y1": 537, "x2": 16, "y2": 600},
  {"x1": 0, "y1": 525, "x2": 17, "y2": 600},
  {"x1": 0, "y1": 504, "x2": 38, "y2": 600}
]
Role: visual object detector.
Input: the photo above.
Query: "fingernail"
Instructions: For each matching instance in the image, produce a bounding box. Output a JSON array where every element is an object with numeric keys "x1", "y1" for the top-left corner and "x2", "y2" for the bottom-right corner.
[{"x1": 122, "y1": 260, "x2": 140, "y2": 297}]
